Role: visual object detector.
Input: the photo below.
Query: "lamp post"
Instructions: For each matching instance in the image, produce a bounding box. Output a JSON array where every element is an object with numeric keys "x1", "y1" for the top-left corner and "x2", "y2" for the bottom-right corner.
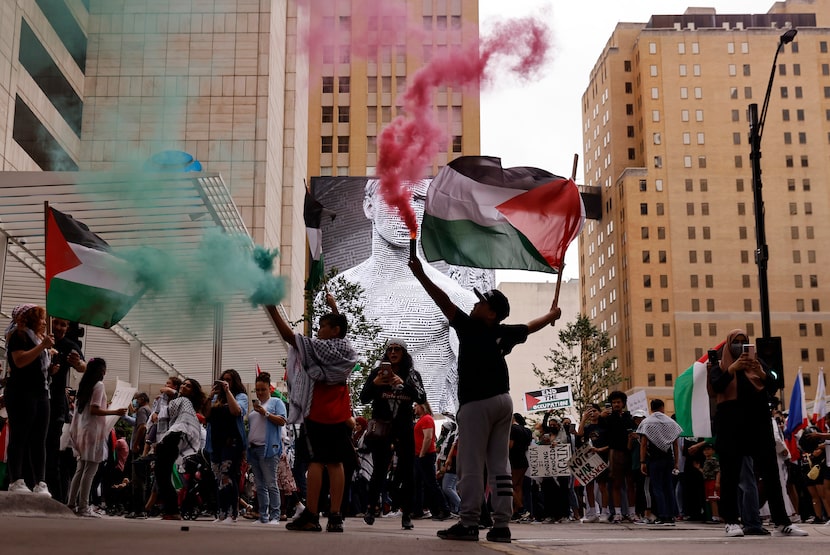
[{"x1": 748, "y1": 28, "x2": 797, "y2": 391}]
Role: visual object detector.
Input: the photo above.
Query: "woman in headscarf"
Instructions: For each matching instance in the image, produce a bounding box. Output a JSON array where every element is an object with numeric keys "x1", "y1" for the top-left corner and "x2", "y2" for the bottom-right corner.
[
  {"x1": 359, "y1": 338, "x2": 426, "y2": 530},
  {"x1": 708, "y1": 329, "x2": 807, "y2": 537},
  {"x1": 4, "y1": 305, "x2": 54, "y2": 495}
]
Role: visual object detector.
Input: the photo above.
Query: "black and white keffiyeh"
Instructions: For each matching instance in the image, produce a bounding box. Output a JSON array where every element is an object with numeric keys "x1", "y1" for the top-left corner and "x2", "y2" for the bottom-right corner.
[
  {"x1": 286, "y1": 334, "x2": 357, "y2": 424},
  {"x1": 162, "y1": 396, "x2": 203, "y2": 459},
  {"x1": 637, "y1": 411, "x2": 682, "y2": 453}
]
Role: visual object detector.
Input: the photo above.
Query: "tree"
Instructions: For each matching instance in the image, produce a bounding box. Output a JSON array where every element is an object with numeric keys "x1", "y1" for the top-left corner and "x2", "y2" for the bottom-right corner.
[
  {"x1": 532, "y1": 314, "x2": 621, "y2": 416},
  {"x1": 300, "y1": 269, "x2": 386, "y2": 415}
]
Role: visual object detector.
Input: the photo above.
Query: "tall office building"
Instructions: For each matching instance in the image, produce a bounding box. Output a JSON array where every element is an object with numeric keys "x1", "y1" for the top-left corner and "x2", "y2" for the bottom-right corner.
[
  {"x1": 579, "y1": 0, "x2": 830, "y2": 404},
  {"x1": 305, "y1": 0, "x2": 481, "y2": 180},
  {"x1": 1, "y1": 1, "x2": 308, "y2": 381}
]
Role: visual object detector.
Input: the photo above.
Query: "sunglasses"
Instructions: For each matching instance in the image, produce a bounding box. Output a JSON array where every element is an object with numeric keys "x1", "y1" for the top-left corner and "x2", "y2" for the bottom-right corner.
[{"x1": 386, "y1": 346, "x2": 404, "y2": 353}]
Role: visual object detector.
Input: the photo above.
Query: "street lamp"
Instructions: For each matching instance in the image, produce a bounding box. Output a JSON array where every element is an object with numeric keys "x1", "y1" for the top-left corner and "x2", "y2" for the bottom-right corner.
[{"x1": 748, "y1": 28, "x2": 797, "y2": 391}]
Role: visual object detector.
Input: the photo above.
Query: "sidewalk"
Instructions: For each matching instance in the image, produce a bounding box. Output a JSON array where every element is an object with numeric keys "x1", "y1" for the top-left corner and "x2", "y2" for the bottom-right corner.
[{"x1": 2, "y1": 491, "x2": 828, "y2": 555}]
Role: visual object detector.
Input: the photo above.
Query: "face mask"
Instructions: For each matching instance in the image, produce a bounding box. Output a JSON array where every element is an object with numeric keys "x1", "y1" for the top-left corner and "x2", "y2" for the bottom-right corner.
[
  {"x1": 131, "y1": 399, "x2": 138, "y2": 410},
  {"x1": 729, "y1": 342, "x2": 744, "y2": 358}
]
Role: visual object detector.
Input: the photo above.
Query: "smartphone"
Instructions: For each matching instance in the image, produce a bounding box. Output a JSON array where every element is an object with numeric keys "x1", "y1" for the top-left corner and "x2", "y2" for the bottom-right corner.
[
  {"x1": 380, "y1": 362, "x2": 392, "y2": 380},
  {"x1": 707, "y1": 349, "x2": 719, "y2": 363},
  {"x1": 604, "y1": 402, "x2": 612, "y2": 410},
  {"x1": 743, "y1": 344, "x2": 756, "y2": 359},
  {"x1": 252, "y1": 399, "x2": 260, "y2": 406}
]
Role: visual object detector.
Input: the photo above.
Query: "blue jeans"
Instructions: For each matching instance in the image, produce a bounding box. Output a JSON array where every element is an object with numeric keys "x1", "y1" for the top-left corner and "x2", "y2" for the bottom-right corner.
[
  {"x1": 441, "y1": 472, "x2": 461, "y2": 513},
  {"x1": 249, "y1": 445, "x2": 280, "y2": 522},
  {"x1": 648, "y1": 457, "x2": 676, "y2": 521}
]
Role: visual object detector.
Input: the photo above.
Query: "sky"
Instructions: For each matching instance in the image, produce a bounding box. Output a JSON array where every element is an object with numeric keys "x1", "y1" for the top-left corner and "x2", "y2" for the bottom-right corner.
[{"x1": 479, "y1": 0, "x2": 773, "y2": 282}]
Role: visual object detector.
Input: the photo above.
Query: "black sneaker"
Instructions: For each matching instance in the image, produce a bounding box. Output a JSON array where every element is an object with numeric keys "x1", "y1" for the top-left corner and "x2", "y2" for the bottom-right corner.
[
  {"x1": 326, "y1": 512, "x2": 344, "y2": 533},
  {"x1": 437, "y1": 522, "x2": 479, "y2": 541},
  {"x1": 363, "y1": 512, "x2": 375, "y2": 526},
  {"x1": 486, "y1": 526, "x2": 512, "y2": 543},
  {"x1": 432, "y1": 510, "x2": 452, "y2": 521},
  {"x1": 402, "y1": 514, "x2": 414, "y2": 530},
  {"x1": 286, "y1": 509, "x2": 322, "y2": 532}
]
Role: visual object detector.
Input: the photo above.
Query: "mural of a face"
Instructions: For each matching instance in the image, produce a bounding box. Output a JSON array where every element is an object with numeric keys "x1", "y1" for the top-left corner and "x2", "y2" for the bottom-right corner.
[{"x1": 364, "y1": 179, "x2": 429, "y2": 247}]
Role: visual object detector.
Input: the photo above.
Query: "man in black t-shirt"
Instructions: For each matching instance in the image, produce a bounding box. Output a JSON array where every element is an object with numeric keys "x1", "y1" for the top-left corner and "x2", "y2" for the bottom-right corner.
[
  {"x1": 46, "y1": 317, "x2": 86, "y2": 502},
  {"x1": 598, "y1": 390, "x2": 636, "y2": 522},
  {"x1": 409, "y1": 257, "x2": 561, "y2": 543}
]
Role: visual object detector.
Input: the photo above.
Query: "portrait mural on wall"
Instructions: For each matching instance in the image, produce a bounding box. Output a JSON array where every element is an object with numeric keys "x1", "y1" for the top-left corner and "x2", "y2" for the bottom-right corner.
[{"x1": 310, "y1": 176, "x2": 494, "y2": 413}]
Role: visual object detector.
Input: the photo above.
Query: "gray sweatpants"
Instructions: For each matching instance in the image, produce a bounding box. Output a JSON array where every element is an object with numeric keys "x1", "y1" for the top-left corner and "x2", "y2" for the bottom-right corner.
[{"x1": 456, "y1": 393, "x2": 513, "y2": 528}]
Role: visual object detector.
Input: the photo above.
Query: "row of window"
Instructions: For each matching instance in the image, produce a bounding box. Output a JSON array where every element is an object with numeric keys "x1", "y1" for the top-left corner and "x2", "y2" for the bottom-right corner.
[
  {"x1": 318, "y1": 14, "x2": 463, "y2": 33},
  {"x1": 320, "y1": 135, "x2": 463, "y2": 154},
  {"x1": 646, "y1": 39, "x2": 807, "y2": 56},
  {"x1": 641, "y1": 273, "x2": 820, "y2": 290},
  {"x1": 642, "y1": 297, "x2": 822, "y2": 313},
  {"x1": 637, "y1": 177, "x2": 812, "y2": 195}
]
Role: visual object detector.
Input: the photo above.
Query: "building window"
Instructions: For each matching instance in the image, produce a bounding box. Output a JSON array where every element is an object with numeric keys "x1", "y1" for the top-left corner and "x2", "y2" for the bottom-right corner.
[
  {"x1": 644, "y1": 299, "x2": 652, "y2": 312},
  {"x1": 321, "y1": 136, "x2": 333, "y2": 153},
  {"x1": 693, "y1": 323, "x2": 702, "y2": 336},
  {"x1": 452, "y1": 136, "x2": 462, "y2": 153},
  {"x1": 648, "y1": 373, "x2": 656, "y2": 386},
  {"x1": 337, "y1": 136, "x2": 349, "y2": 153},
  {"x1": 322, "y1": 76, "x2": 334, "y2": 93},
  {"x1": 337, "y1": 106, "x2": 349, "y2": 123},
  {"x1": 338, "y1": 77, "x2": 350, "y2": 93},
  {"x1": 322, "y1": 106, "x2": 333, "y2": 123}
]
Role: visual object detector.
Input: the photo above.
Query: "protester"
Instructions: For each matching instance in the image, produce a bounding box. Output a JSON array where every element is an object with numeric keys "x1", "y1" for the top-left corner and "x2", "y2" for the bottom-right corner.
[
  {"x1": 413, "y1": 401, "x2": 451, "y2": 522},
  {"x1": 359, "y1": 338, "x2": 426, "y2": 529},
  {"x1": 637, "y1": 399, "x2": 681, "y2": 526},
  {"x1": 126, "y1": 392, "x2": 151, "y2": 518},
  {"x1": 248, "y1": 372, "x2": 287, "y2": 525},
  {"x1": 708, "y1": 329, "x2": 808, "y2": 537},
  {"x1": 409, "y1": 256, "x2": 561, "y2": 543},
  {"x1": 205, "y1": 369, "x2": 248, "y2": 523},
  {"x1": 4, "y1": 304, "x2": 55, "y2": 495},
  {"x1": 509, "y1": 413, "x2": 532, "y2": 519},
  {"x1": 577, "y1": 404, "x2": 610, "y2": 522},
  {"x1": 67, "y1": 358, "x2": 128, "y2": 517},
  {"x1": 600, "y1": 391, "x2": 637, "y2": 522},
  {"x1": 267, "y1": 292, "x2": 358, "y2": 533},
  {"x1": 155, "y1": 378, "x2": 206, "y2": 520},
  {"x1": 45, "y1": 317, "x2": 86, "y2": 502}
]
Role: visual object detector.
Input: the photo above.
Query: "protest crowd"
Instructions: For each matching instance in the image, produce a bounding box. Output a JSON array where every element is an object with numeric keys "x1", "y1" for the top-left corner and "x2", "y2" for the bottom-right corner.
[{"x1": 2, "y1": 301, "x2": 829, "y2": 542}]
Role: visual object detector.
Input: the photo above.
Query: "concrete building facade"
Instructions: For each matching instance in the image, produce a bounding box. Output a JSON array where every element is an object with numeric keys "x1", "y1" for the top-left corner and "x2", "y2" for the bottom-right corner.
[{"x1": 579, "y1": 0, "x2": 830, "y2": 407}]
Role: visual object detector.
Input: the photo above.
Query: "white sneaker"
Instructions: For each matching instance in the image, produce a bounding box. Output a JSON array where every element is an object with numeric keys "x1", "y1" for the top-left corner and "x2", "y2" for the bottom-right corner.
[
  {"x1": 32, "y1": 482, "x2": 51, "y2": 496},
  {"x1": 292, "y1": 502, "x2": 306, "y2": 518},
  {"x1": 725, "y1": 523, "x2": 744, "y2": 537},
  {"x1": 78, "y1": 508, "x2": 102, "y2": 518},
  {"x1": 581, "y1": 515, "x2": 600, "y2": 523},
  {"x1": 8, "y1": 479, "x2": 31, "y2": 493},
  {"x1": 267, "y1": 519, "x2": 281, "y2": 526},
  {"x1": 774, "y1": 524, "x2": 808, "y2": 537}
]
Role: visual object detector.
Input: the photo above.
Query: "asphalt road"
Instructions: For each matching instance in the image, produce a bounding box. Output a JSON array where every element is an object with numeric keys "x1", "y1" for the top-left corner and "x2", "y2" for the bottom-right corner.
[{"x1": 1, "y1": 492, "x2": 829, "y2": 554}]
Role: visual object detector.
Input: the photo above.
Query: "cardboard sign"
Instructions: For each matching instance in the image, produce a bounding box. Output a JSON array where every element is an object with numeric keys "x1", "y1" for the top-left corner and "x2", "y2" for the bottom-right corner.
[
  {"x1": 105, "y1": 378, "x2": 137, "y2": 431},
  {"x1": 567, "y1": 444, "x2": 609, "y2": 484},
  {"x1": 528, "y1": 443, "x2": 572, "y2": 478},
  {"x1": 524, "y1": 384, "x2": 573, "y2": 412}
]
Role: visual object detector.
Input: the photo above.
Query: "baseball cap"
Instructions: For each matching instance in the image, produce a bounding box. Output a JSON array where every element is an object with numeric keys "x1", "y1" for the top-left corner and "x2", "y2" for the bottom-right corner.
[
  {"x1": 474, "y1": 288, "x2": 510, "y2": 321},
  {"x1": 631, "y1": 409, "x2": 647, "y2": 418}
]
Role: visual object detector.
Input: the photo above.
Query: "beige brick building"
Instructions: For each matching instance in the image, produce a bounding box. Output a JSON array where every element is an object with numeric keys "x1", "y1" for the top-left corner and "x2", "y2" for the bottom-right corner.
[
  {"x1": 304, "y1": 0, "x2": 481, "y2": 180},
  {"x1": 579, "y1": 0, "x2": 830, "y2": 408}
]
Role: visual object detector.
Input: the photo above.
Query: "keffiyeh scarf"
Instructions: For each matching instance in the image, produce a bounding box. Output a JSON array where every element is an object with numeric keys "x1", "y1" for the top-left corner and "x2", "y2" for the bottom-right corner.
[
  {"x1": 286, "y1": 334, "x2": 357, "y2": 424},
  {"x1": 162, "y1": 397, "x2": 203, "y2": 459},
  {"x1": 637, "y1": 411, "x2": 682, "y2": 453}
]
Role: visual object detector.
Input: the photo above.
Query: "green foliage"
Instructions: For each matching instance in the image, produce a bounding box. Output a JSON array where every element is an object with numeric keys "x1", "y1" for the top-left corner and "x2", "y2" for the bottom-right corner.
[
  {"x1": 299, "y1": 269, "x2": 386, "y2": 416},
  {"x1": 532, "y1": 314, "x2": 622, "y2": 416}
]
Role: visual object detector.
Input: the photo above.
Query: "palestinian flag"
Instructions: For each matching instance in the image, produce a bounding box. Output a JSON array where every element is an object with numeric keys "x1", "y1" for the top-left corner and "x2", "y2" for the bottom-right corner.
[
  {"x1": 674, "y1": 343, "x2": 724, "y2": 438},
  {"x1": 303, "y1": 190, "x2": 335, "y2": 291},
  {"x1": 46, "y1": 207, "x2": 141, "y2": 328},
  {"x1": 421, "y1": 156, "x2": 585, "y2": 272}
]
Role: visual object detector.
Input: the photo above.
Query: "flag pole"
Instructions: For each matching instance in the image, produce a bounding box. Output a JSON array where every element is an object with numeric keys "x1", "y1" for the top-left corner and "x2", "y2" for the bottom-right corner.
[
  {"x1": 550, "y1": 154, "x2": 579, "y2": 325},
  {"x1": 44, "y1": 201, "x2": 51, "y2": 335}
]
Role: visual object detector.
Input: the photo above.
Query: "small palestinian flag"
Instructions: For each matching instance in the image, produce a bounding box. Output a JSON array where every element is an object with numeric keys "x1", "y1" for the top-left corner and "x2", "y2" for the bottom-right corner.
[
  {"x1": 421, "y1": 156, "x2": 585, "y2": 272},
  {"x1": 303, "y1": 191, "x2": 335, "y2": 291},
  {"x1": 46, "y1": 207, "x2": 142, "y2": 328}
]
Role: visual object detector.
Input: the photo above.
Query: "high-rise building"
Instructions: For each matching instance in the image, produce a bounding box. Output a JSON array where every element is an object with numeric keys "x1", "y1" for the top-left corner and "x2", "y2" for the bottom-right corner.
[
  {"x1": 304, "y1": 0, "x2": 481, "y2": 180},
  {"x1": 579, "y1": 0, "x2": 830, "y2": 405},
  {"x1": 0, "y1": 1, "x2": 307, "y2": 383}
]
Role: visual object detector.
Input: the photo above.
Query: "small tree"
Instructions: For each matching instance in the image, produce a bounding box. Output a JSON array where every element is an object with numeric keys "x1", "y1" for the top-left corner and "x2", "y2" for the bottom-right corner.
[
  {"x1": 300, "y1": 269, "x2": 386, "y2": 416},
  {"x1": 532, "y1": 314, "x2": 622, "y2": 416}
]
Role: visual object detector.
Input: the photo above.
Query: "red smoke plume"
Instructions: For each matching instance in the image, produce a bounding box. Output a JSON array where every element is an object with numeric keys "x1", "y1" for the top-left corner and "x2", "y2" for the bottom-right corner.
[{"x1": 377, "y1": 17, "x2": 551, "y2": 233}]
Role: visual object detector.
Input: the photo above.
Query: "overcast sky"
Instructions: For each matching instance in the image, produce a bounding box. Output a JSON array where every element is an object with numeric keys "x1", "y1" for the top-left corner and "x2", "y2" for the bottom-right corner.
[{"x1": 480, "y1": 0, "x2": 774, "y2": 281}]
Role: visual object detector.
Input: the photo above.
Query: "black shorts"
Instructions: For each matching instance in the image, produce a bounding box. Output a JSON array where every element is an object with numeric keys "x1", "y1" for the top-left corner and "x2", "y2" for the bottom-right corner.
[{"x1": 304, "y1": 419, "x2": 354, "y2": 464}]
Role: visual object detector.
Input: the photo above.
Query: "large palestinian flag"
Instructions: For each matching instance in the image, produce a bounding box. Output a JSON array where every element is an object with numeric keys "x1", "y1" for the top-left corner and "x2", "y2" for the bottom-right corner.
[
  {"x1": 421, "y1": 156, "x2": 585, "y2": 272},
  {"x1": 46, "y1": 207, "x2": 141, "y2": 328}
]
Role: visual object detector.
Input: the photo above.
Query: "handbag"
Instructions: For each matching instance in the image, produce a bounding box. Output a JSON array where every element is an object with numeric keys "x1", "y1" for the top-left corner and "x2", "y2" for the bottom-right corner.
[
  {"x1": 364, "y1": 418, "x2": 392, "y2": 446},
  {"x1": 807, "y1": 462, "x2": 821, "y2": 481}
]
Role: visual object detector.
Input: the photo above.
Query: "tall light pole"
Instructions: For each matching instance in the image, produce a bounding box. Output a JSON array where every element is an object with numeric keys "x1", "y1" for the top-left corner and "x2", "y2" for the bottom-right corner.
[{"x1": 748, "y1": 28, "x2": 797, "y2": 391}]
